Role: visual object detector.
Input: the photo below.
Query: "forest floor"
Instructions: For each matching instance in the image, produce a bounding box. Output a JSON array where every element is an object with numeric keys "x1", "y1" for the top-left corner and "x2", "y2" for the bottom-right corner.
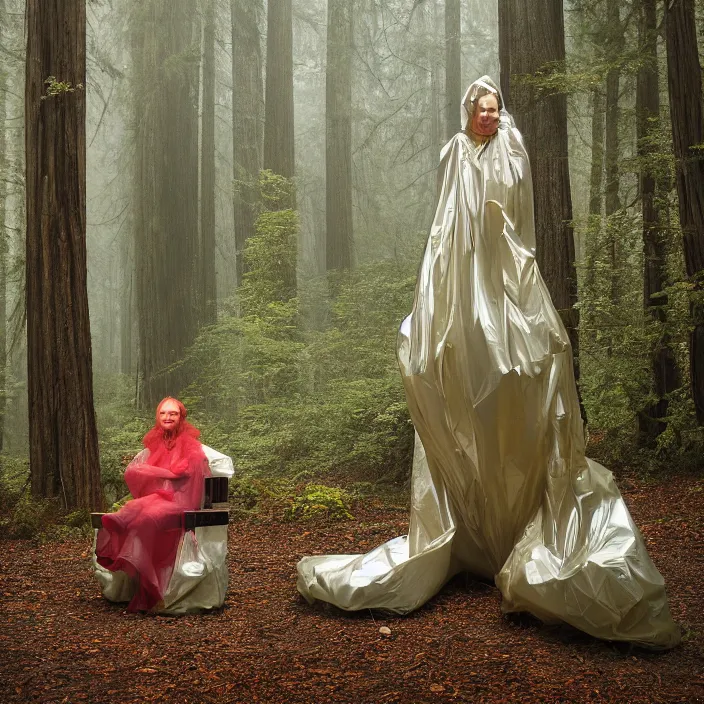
[{"x1": 0, "y1": 471, "x2": 703, "y2": 704}]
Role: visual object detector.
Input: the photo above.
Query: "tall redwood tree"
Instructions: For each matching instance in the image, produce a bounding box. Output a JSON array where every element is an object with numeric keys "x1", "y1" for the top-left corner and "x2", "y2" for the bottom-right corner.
[
  {"x1": 665, "y1": 0, "x2": 704, "y2": 425},
  {"x1": 263, "y1": 0, "x2": 295, "y2": 179},
  {"x1": 132, "y1": 0, "x2": 200, "y2": 407},
  {"x1": 445, "y1": 0, "x2": 461, "y2": 140},
  {"x1": 232, "y1": 0, "x2": 263, "y2": 287},
  {"x1": 638, "y1": 0, "x2": 678, "y2": 441},
  {"x1": 326, "y1": 0, "x2": 354, "y2": 271},
  {"x1": 25, "y1": 0, "x2": 102, "y2": 509},
  {"x1": 200, "y1": 0, "x2": 217, "y2": 324},
  {"x1": 499, "y1": 0, "x2": 580, "y2": 389}
]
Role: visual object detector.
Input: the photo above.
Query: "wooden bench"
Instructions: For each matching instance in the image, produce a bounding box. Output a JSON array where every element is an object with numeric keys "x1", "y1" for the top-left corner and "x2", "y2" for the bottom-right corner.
[{"x1": 91, "y1": 476, "x2": 230, "y2": 531}]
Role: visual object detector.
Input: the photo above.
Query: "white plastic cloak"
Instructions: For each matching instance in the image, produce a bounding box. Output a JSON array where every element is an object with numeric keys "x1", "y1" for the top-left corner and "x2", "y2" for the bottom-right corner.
[{"x1": 296, "y1": 77, "x2": 680, "y2": 649}]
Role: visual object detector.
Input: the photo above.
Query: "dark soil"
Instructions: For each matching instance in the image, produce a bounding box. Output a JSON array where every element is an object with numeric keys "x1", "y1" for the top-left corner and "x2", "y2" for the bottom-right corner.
[{"x1": 1, "y1": 474, "x2": 702, "y2": 704}]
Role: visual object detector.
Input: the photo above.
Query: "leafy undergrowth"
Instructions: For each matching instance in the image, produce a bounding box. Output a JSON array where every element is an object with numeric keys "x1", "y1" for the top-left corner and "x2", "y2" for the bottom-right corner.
[{"x1": 0, "y1": 475, "x2": 702, "y2": 703}]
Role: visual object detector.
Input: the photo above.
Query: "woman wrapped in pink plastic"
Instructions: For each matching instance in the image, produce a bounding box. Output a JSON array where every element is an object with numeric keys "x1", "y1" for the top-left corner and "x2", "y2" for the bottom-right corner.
[{"x1": 96, "y1": 397, "x2": 210, "y2": 612}]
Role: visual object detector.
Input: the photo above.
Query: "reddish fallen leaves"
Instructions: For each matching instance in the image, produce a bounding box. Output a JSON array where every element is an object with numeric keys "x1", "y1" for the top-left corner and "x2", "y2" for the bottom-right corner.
[{"x1": 0, "y1": 474, "x2": 702, "y2": 703}]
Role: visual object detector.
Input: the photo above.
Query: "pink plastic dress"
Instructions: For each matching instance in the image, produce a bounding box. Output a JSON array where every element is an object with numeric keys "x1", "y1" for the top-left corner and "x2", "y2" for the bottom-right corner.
[{"x1": 96, "y1": 421, "x2": 209, "y2": 611}]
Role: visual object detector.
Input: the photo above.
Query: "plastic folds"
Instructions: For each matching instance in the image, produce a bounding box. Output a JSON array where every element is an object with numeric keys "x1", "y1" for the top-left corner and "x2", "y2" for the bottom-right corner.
[
  {"x1": 297, "y1": 77, "x2": 680, "y2": 649},
  {"x1": 92, "y1": 444, "x2": 233, "y2": 615}
]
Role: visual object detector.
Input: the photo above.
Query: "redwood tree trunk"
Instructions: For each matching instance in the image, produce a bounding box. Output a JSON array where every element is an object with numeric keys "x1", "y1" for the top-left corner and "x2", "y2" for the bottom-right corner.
[
  {"x1": 604, "y1": 0, "x2": 622, "y2": 315},
  {"x1": 325, "y1": 0, "x2": 353, "y2": 271},
  {"x1": 201, "y1": 0, "x2": 216, "y2": 323},
  {"x1": 498, "y1": 0, "x2": 511, "y2": 109},
  {"x1": 499, "y1": 1, "x2": 579, "y2": 367},
  {"x1": 263, "y1": 0, "x2": 294, "y2": 179},
  {"x1": 133, "y1": 0, "x2": 200, "y2": 407},
  {"x1": 0, "y1": 0, "x2": 7, "y2": 451},
  {"x1": 604, "y1": 0, "x2": 621, "y2": 220},
  {"x1": 25, "y1": 0, "x2": 102, "y2": 509},
  {"x1": 232, "y1": 0, "x2": 262, "y2": 287},
  {"x1": 637, "y1": 0, "x2": 679, "y2": 441},
  {"x1": 665, "y1": 0, "x2": 704, "y2": 424},
  {"x1": 588, "y1": 87, "x2": 605, "y2": 218},
  {"x1": 444, "y1": 0, "x2": 461, "y2": 139},
  {"x1": 119, "y1": 233, "x2": 133, "y2": 376}
]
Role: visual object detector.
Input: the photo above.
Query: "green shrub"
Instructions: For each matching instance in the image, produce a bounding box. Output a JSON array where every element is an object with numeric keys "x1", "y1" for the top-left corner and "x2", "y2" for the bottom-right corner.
[
  {"x1": 229, "y1": 474, "x2": 261, "y2": 513},
  {"x1": 0, "y1": 455, "x2": 29, "y2": 514},
  {"x1": 3, "y1": 491, "x2": 57, "y2": 539},
  {"x1": 64, "y1": 509, "x2": 91, "y2": 529},
  {"x1": 98, "y1": 417, "x2": 149, "y2": 504},
  {"x1": 284, "y1": 484, "x2": 353, "y2": 521},
  {"x1": 110, "y1": 494, "x2": 132, "y2": 512}
]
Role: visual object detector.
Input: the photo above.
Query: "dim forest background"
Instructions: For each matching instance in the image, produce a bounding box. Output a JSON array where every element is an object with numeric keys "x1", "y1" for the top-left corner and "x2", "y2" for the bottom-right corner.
[
  {"x1": 1, "y1": 0, "x2": 704, "y2": 526},
  {"x1": 3, "y1": 4, "x2": 704, "y2": 701}
]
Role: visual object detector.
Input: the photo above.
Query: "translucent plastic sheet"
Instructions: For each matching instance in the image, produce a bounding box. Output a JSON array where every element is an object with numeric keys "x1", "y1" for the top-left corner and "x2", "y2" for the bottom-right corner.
[
  {"x1": 92, "y1": 445, "x2": 233, "y2": 614},
  {"x1": 297, "y1": 77, "x2": 680, "y2": 649}
]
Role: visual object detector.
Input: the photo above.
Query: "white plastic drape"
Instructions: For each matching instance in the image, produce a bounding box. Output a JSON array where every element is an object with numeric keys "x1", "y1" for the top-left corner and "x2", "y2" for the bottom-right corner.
[{"x1": 297, "y1": 77, "x2": 680, "y2": 649}]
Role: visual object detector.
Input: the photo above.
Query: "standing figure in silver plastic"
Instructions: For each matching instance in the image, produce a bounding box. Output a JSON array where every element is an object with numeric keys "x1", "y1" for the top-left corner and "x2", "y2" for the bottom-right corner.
[{"x1": 297, "y1": 76, "x2": 680, "y2": 649}]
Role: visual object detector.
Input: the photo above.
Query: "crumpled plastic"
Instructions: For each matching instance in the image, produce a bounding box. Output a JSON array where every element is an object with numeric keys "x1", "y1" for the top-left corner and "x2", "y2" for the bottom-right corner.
[
  {"x1": 296, "y1": 76, "x2": 680, "y2": 649},
  {"x1": 92, "y1": 444, "x2": 233, "y2": 614}
]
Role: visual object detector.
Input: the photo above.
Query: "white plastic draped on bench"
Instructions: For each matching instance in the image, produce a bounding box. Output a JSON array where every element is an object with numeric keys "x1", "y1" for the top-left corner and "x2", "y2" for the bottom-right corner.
[{"x1": 92, "y1": 444, "x2": 234, "y2": 614}]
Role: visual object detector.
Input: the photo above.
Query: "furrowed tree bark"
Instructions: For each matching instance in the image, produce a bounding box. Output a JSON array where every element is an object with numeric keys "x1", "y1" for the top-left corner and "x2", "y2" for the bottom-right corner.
[
  {"x1": 444, "y1": 0, "x2": 461, "y2": 139},
  {"x1": 201, "y1": 0, "x2": 216, "y2": 323},
  {"x1": 498, "y1": 0, "x2": 511, "y2": 109},
  {"x1": 25, "y1": 0, "x2": 102, "y2": 509},
  {"x1": 604, "y1": 0, "x2": 622, "y2": 220},
  {"x1": 119, "y1": 232, "x2": 133, "y2": 376},
  {"x1": 604, "y1": 0, "x2": 622, "y2": 316},
  {"x1": 499, "y1": 0, "x2": 580, "y2": 397},
  {"x1": 325, "y1": 0, "x2": 353, "y2": 271},
  {"x1": 430, "y1": 0, "x2": 444, "y2": 159},
  {"x1": 263, "y1": 0, "x2": 294, "y2": 180},
  {"x1": 133, "y1": 0, "x2": 200, "y2": 407},
  {"x1": 232, "y1": 0, "x2": 262, "y2": 287},
  {"x1": 588, "y1": 87, "x2": 605, "y2": 218},
  {"x1": 637, "y1": 0, "x2": 678, "y2": 442},
  {"x1": 0, "y1": 0, "x2": 7, "y2": 451},
  {"x1": 665, "y1": 0, "x2": 704, "y2": 425}
]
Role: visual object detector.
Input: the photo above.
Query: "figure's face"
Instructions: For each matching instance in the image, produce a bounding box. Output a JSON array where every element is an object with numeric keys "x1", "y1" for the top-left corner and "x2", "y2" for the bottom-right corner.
[
  {"x1": 158, "y1": 399, "x2": 181, "y2": 432},
  {"x1": 471, "y1": 93, "x2": 500, "y2": 136}
]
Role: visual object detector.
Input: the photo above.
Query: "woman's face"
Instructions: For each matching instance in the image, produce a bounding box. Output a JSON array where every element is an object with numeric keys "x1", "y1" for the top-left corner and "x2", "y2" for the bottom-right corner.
[
  {"x1": 471, "y1": 93, "x2": 500, "y2": 136},
  {"x1": 158, "y1": 399, "x2": 181, "y2": 432}
]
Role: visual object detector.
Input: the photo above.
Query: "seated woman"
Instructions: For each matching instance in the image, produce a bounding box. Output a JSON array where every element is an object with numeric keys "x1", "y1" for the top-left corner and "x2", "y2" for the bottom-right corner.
[{"x1": 95, "y1": 397, "x2": 210, "y2": 612}]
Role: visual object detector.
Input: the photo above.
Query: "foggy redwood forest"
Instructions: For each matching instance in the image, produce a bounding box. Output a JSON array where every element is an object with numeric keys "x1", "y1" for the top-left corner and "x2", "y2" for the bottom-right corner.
[{"x1": 1, "y1": 0, "x2": 703, "y2": 703}]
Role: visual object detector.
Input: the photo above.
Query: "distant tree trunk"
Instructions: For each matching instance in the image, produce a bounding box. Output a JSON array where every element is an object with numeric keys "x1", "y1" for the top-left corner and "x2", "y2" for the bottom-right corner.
[
  {"x1": 133, "y1": 0, "x2": 200, "y2": 407},
  {"x1": 232, "y1": 0, "x2": 262, "y2": 287},
  {"x1": 25, "y1": 0, "x2": 102, "y2": 509},
  {"x1": 444, "y1": 0, "x2": 461, "y2": 139},
  {"x1": 665, "y1": 0, "x2": 704, "y2": 425},
  {"x1": 0, "y1": 0, "x2": 7, "y2": 451},
  {"x1": 603, "y1": 0, "x2": 622, "y2": 314},
  {"x1": 430, "y1": 0, "x2": 444, "y2": 158},
  {"x1": 638, "y1": 0, "x2": 678, "y2": 442},
  {"x1": 0, "y1": 0, "x2": 6, "y2": 451},
  {"x1": 604, "y1": 0, "x2": 621, "y2": 219},
  {"x1": 119, "y1": 233, "x2": 133, "y2": 377},
  {"x1": 588, "y1": 87, "x2": 605, "y2": 217},
  {"x1": 263, "y1": 0, "x2": 294, "y2": 180},
  {"x1": 201, "y1": 0, "x2": 216, "y2": 323},
  {"x1": 325, "y1": 0, "x2": 353, "y2": 271},
  {"x1": 499, "y1": 1, "x2": 579, "y2": 371},
  {"x1": 497, "y1": 0, "x2": 511, "y2": 108}
]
